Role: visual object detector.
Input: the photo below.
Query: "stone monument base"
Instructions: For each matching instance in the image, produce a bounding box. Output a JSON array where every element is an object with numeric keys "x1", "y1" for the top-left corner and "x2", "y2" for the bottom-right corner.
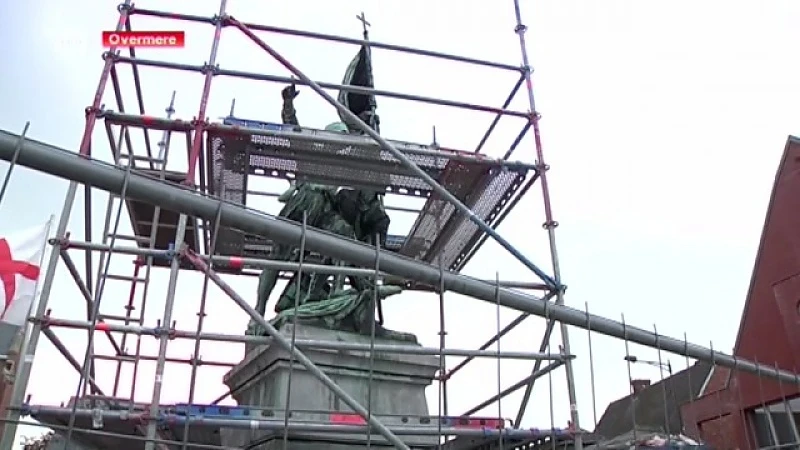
[{"x1": 221, "y1": 323, "x2": 440, "y2": 449}]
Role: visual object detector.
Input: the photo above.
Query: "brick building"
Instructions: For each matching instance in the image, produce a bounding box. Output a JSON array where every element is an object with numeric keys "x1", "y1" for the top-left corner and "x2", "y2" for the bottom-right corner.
[{"x1": 681, "y1": 136, "x2": 800, "y2": 449}]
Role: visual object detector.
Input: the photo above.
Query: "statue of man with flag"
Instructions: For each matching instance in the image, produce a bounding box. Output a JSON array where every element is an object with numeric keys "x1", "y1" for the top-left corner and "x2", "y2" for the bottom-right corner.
[{"x1": 252, "y1": 17, "x2": 414, "y2": 342}]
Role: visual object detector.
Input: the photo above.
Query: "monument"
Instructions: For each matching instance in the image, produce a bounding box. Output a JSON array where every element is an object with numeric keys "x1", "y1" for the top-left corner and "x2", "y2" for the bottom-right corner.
[{"x1": 223, "y1": 17, "x2": 440, "y2": 449}]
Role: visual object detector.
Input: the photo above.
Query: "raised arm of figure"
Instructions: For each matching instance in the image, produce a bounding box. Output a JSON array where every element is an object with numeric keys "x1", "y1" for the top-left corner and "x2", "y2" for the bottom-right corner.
[{"x1": 281, "y1": 84, "x2": 300, "y2": 126}]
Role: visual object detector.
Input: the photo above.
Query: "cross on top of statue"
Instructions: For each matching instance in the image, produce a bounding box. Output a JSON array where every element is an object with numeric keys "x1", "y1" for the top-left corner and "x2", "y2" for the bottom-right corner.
[{"x1": 356, "y1": 11, "x2": 370, "y2": 39}]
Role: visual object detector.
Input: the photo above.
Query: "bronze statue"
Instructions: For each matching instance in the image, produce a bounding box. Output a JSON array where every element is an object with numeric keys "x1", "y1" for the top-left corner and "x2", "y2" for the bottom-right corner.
[{"x1": 249, "y1": 43, "x2": 414, "y2": 342}]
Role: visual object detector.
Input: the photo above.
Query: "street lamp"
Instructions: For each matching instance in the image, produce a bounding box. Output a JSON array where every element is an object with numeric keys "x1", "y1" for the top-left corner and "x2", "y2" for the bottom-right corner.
[
  {"x1": 624, "y1": 355, "x2": 673, "y2": 376},
  {"x1": 624, "y1": 354, "x2": 679, "y2": 437}
]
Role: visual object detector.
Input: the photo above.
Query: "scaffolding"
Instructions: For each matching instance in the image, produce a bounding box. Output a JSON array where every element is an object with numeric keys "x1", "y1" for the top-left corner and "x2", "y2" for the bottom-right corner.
[
  {"x1": 2, "y1": 1, "x2": 800, "y2": 450},
  {"x1": 0, "y1": 1, "x2": 580, "y2": 448}
]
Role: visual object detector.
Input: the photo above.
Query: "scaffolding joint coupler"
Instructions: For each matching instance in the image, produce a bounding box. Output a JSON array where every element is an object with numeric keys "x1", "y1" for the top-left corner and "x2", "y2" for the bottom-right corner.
[
  {"x1": 542, "y1": 219, "x2": 558, "y2": 230},
  {"x1": 163, "y1": 242, "x2": 178, "y2": 261},
  {"x1": 117, "y1": 3, "x2": 133, "y2": 14},
  {"x1": 190, "y1": 117, "x2": 211, "y2": 130},
  {"x1": 200, "y1": 62, "x2": 220, "y2": 76},
  {"x1": 534, "y1": 161, "x2": 550, "y2": 173},
  {"x1": 153, "y1": 321, "x2": 177, "y2": 340},
  {"x1": 101, "y1": 50, "x2": 121, "y2": 64},
  {"x1": 51, "y1": 234, "x2": 71, "y2": 250},
  {"x1": 85, "y1": 104, "x2": 105, "y2": 119},
  {"x1": 212, "y1": 14, "x2": 231, "y2": 27},
  {"x1": 514, "y1": 23, "x2": 528, "y2": 34}
]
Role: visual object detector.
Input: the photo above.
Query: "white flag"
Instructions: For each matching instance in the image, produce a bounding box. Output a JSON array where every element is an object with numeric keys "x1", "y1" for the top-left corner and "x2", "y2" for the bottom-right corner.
[{"x1": 0, "y1": 224, "x2": 48, "y2": 326}]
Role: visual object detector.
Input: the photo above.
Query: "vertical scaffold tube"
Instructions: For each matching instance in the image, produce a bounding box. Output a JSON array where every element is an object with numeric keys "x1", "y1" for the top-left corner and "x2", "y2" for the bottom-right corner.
[
  {"x1": 0, "y1": 4, "x2": 134, "y2": 448},
  {"x1": 509, "y1": 1, "x2": 582, "y2": 444}
]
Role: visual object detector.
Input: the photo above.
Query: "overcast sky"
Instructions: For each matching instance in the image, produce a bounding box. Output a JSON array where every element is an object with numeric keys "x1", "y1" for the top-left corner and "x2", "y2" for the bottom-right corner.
[{"x1": 1, "y1": 0, "x2": 800, "y2": 445}]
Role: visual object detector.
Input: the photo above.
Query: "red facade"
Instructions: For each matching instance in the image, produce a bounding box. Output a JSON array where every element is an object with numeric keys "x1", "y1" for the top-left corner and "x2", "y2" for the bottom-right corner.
[{"x1": 682, "y1": 136, "x2": 800, "y2": 449}]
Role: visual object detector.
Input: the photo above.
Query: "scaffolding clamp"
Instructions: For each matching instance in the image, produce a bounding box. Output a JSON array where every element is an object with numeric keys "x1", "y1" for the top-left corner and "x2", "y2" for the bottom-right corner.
[
  {"x1": 101, "y1": 50, "x2": 121, "y2": 64},
  {"x1": 91, "y1": 407, "x2": 104, "y2": 429},
  {"x1": 153, "y1": 321, "x2": 177, "y2": 340},
  {"x1": 200, "y1": 62, "x2": 220, "y2": 76},
  {"x1": 212, "y1": 13, "x2": 231, "y2": 26},
  {"x1": 163, "y1": 243, "x2": 178, "y2": 261},
  {"x1": 51, "y1": 234, "x2": 72, "y2": 250},
  {"x1": 190, "y1": 354, "x2": 204, "y2": 366}
]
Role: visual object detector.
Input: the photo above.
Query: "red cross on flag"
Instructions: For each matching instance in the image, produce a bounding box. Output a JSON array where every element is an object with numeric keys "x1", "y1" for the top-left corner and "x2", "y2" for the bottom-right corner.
[{"x1": 0, "y1": 224, "x2": 49, "y2": 327}]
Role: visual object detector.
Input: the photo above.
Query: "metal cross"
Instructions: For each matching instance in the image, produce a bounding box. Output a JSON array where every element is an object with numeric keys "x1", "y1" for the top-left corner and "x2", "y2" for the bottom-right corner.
[{"x1": 356, "y1": 12, "x2": 370, "y2": 38}]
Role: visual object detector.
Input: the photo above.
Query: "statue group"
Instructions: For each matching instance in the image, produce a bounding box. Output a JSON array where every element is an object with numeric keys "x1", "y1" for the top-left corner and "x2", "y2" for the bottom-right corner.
[{"x1": 246, "y1": 81, "x2": 416, "y2": 343}]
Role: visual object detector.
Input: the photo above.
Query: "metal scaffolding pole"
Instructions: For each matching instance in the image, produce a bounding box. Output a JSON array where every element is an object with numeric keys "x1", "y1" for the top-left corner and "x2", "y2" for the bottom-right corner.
[
  {"x1": 36, "y1": 317, "x2": 570, "y2": 360},
  {"x1": 57, "y1": 238, "x2": 547, "y2": 289},
  {"x1": 23, "y1": 407, "x2": 570, "y2": 439},
  {"x1": 184, "y1": 0, "x2": 226, "y2": 184},
  {"x1": 143, "y1": 215, "x2": 188, "y2": 450},
  {"x1": 182, "y1": 250, "x2": 409, "y2": 450},
  {"x1": 128, "y1": 7, "x2": 522, "y2": 72},
  {"x1": 509, "y1": 0, "x2": 582, "y2": 441},
  {"x1": 0, "y1": 3, "x2": 133, "y2": 447},
  {"x1": 109, "y1": 55, "x2": 530, "y2": 119},
  {"x1": 226, "y1": 17, "x2": 557, "y2": 289},
  {"x1": 99, "y1": 111, "x2": 537, "y2": 171},
  {"x1": 2, "y1": 130, "x2": 799, "y2": 384},
  {"x1": 462, "y1": 360, "x2": 565, "y2": 416}
]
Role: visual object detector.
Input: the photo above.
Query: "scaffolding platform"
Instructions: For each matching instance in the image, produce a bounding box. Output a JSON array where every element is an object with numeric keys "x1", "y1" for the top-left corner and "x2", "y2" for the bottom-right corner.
[
  {"x1": 107, "y1": 112, "x2": 533, "y2": 272},
  {"x1": 205, "y1": 116, "x2": 533, "y2": 272},
  {"x1": 124, "y1": 169, "x2": 202, "y2": 270},
  {"x1": 28, "y1": 396, "x2": 556, "y2": 449}
]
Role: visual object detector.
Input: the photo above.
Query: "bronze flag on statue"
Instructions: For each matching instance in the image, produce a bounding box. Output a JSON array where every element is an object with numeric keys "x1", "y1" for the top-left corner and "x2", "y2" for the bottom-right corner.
[{"x1": 337, "y1": 43, "x2": 380, "y2": 134}]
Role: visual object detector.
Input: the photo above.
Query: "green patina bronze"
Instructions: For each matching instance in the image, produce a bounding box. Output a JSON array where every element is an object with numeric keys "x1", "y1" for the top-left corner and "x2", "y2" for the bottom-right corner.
[{"x1": 248, "y1": 41, "x2": 414, "y2": 342}]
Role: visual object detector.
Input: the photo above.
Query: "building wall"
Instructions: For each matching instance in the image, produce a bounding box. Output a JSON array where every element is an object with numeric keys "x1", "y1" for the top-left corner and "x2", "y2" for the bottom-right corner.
[
  {"x1": 681, "y1": 136, "x2": 800, "y2": 450},
  {"x1": 0, "y1": 329, "x2": 24, "y2": 441},
  {"x1": 699, "y1": 414, "x2": 740, "y2": 449}
]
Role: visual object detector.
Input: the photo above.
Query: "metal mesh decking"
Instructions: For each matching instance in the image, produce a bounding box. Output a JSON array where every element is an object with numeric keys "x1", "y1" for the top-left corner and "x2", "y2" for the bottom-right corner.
[{"x1": 204, "y1": 117, "x2": 534, "y2": 272}]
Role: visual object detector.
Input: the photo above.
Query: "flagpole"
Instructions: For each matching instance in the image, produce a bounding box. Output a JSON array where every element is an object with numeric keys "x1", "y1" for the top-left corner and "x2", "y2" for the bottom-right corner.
[
  {"x1": 356, "y1": 12, "x2": 379, "y2": 134},
  {"x1": 17, "y1": 214, "x2": 55, "y2": 356},
  {"x1": 1, "y1": 216, "x2": 55, "y2": 447}
]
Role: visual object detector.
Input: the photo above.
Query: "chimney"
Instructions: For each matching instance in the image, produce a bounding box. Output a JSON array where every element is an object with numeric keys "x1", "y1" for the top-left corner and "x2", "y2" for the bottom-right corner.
[{"x1": 631, "y1": 379, "x2": 651, "y2": 395}]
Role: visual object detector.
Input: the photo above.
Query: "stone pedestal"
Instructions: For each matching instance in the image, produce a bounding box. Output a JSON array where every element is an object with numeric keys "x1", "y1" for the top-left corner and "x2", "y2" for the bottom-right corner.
[{"x1": 221, "y1": 324, "x2": 440, "y2": 449}]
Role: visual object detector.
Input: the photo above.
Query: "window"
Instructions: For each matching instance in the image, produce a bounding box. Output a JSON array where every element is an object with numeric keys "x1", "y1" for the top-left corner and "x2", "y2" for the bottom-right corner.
[
  {"x1": 751, "y1": 402, "x2": 800, "y2": 449},
  {"x1": 752, "y1": 410, "x2": 776, "y2": 447}
]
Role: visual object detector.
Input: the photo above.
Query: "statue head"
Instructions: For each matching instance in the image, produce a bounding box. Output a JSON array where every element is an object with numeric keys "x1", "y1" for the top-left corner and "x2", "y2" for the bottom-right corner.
[{"x1": 324, "y1": 122, "x2": 349, "y2": 133}]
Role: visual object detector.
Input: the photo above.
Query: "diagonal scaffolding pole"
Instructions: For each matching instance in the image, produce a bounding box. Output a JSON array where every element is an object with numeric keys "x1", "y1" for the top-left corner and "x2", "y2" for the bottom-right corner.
[
  {"x1": 3, "y1": 130, "x2": 800, "y2": 385},
  {"x1": 224, "y1": 17, "x2": 558, "y2": 289},
  {"x1": 181, "y1": 249, "x2": 409, "y2": 450}
]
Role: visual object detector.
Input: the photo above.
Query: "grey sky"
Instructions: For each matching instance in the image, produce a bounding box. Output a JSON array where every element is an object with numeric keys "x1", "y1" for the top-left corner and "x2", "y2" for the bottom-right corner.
[{"x1": 1, "y1": 0, "x2": 799, "y2": 444}]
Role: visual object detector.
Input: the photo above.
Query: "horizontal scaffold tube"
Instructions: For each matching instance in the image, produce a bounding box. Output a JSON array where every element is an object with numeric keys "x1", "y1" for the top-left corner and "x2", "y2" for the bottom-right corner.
[
  {"x1": 57, "y1": 238, "x2": 550, "y2": 290},
  {"x1": 100, "y1": 111, "x2": 537, "y2": 170},
  {"x1": 107, "y1": 56, "x2": 529, "y2": 119},
  {"x1": 1, "y1": 129, "x2": 798, "y2": 384},
  {"x1": 128, "y1": 7, "x2": 522, "y2": 72},
  {"x1": 25, "y1": 407, "x2": 572, "y2": 439},
  {"x1": 39, "y1": 317, "x2": 569, "y2": 361}
]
